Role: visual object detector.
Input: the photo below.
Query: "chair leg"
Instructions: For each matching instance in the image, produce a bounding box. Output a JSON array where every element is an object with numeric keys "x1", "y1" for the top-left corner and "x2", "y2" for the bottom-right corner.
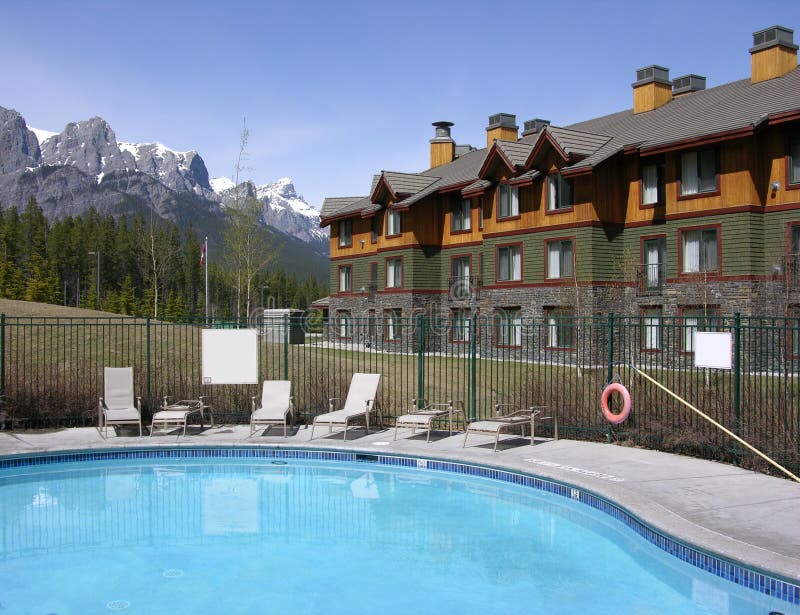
[
  {"x1": 463, "y1": 431, "x2": 469, "y2": 448},
  {"x1": 310, "y1": 422, "x2": 316, "y2": 440}
]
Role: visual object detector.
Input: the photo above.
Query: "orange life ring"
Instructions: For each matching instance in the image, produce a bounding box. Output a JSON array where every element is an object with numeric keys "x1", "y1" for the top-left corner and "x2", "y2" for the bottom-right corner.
[{"x1": 601, "y1": 383, "x2": 631, "y2": 425}]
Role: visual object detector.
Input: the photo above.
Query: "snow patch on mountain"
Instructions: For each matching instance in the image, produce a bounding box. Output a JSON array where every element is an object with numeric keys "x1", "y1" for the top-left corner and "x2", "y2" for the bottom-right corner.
[
  {"x1": 210, "y1": 176, "x2": 236, "y2": 193},
  {"x1": 29, "y1": 127, "x2": 58, "y2": 145}
]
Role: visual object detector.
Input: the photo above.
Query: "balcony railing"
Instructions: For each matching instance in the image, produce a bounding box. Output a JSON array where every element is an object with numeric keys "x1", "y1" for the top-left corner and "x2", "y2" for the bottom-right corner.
[
  {"x1": 636, "y1": 263, "x2": 665, "y2": 296},
  {"x1": 448, "y1": 276, "x2": 482, "y2": 301}
]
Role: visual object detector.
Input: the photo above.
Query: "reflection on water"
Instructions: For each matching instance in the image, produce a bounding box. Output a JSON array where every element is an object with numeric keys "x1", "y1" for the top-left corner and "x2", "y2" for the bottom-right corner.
[{"x1": 0, "y1": 460, "x2": 789, "y2": 615}]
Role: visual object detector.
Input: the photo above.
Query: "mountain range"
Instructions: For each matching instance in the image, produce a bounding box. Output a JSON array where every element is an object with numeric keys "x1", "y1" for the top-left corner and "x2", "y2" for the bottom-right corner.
[{"x1": 0, "y1": 106, "x2": 328, "y2": 278}]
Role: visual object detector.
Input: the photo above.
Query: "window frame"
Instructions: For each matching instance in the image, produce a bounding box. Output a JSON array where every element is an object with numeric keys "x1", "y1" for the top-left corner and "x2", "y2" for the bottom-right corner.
[
  {"x1": 338, "y1": 219, "x2": 353, "y2": 248},
  {"x1": 337, "y1": 264, "x2": 352, "y2": 293},
  {"x1": 640, "y1": 306, "x2": 663, "y2": 352},
  {"x1": 386, "y1": 209, "x2": 402, "y2": 237},
  {"x1": 546, "y1": 172, "x2": 574, "y2": 213},
  {"x1": 385, "y1": 256, "x2": 404, "y2": 289},
  {"x1": 640, "y1": 158, "x2": 666, "y2": 207},
  {"x1": 640, "y1": 234, "x2": 667, "y2": 291},
  {"x1": 384, "y1": 308, "x2": 403, "y2": 343},
  {"x1": 495, "y1": 307, "x2": 522, "y2": 348},
  {"x1": 545, "y1": 238, "x2": 575, "y2": 281},
  {"x1": 451, "y1": 198, "x2": 472, "y2": 233},
  {"x1": 678, "y1": 305, "x2": 721, "y2": 354},
  {"x1": 678, "y1": 148, "x2": 720, "y2": 199},
  {"x1": 495, "y1": 243, "x2": 523, "y2": 284},
  {"x1": 496, "y1": 182, "x2": 520, "y2": 220},
  {"x1": 545, "y1": 306, "x2": 575, "y2": 350},
  {"x1": 478, "y1": 196, "x2": 484, "y2": 230},
  {"x1": 370, "y1": 215, "x2": 380, "y2": 243},
  {"x1": 787, "y1": 132, "x2": 800, "y2": 190},
  {"x1": 335, "y1": 310, "x2": 352, "y2": 339},
  {"x1": 678, "y1": 224, "x2": 721, "y2": 276},
  {"x1": 450, "y1": 308, "x2": 471, "y2": 344}
]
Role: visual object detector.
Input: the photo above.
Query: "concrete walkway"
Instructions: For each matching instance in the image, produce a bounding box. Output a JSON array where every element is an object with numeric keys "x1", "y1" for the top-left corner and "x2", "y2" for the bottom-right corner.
[{"x1": 1, "y1": 423, "x2": 798, "y2": 584}]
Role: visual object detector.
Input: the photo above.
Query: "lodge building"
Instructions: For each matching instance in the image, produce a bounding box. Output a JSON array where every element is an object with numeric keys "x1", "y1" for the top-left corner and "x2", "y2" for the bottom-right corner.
[{"x1": 320, "y1": 26, "x2": 800, "y2": 348}]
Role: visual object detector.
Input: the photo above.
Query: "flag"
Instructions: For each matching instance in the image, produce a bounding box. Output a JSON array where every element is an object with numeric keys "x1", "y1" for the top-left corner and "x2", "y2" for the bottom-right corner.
[{"x1": 199, "y1": 242, "x2": 206, "y2": 266}]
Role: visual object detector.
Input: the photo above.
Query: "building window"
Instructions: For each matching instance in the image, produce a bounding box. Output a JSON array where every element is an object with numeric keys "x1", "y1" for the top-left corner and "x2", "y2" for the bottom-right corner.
[
  {"x1": 547, "y1": 173, "x2": 573, "y2": 211},
  {"x1": 496, "y1": 308, "x2": 521, "y2": 347},
  {"x1": 385, "y1": 309, "x2": 402, "y2": 342},
  {"x1": 790, "y1": 135, "x2": 800, "y2": 186},
  {"x1": 642, "y1": 237, "x2": 666, "y2": 292},
  {"x1": 451, "y1": 309, "x2": 471, "y2": 342},
  {"x1": 386, "y1": 257, "x2": 403, "y2": 288},
  {"x1": 497, "y1": 183, "x2": 519, "y2": 218},
  {"x1": 336, "y1": 310, "x2": 352, "y2": 338},
  {"x1": 680, "y1": 149, "x2": 717, "y2": 196},
  {"x1": 681, "y1": 307, "x2": 719, "y2": 352},
  {"x1": 641, "y1": 161, "x2": 665, "y2": 206},
  {"x1": 370, "y1": 262, "x2": 378, "y2": 288},
  {"x1": 641, "y1": 307, "x2": 662, "y2": 351},
  {"x1": 451, "y1": 199, "x2": 471, "y2": 232},
  {"x1": 546, "y1": 307, "x2": 574, "y2": 349},
  {"x1": 497, "y1": 245, "x2": 522, "y2": 282},
  {"x1": 338, "y1": 220, "x2": 353, "y2": 247},
  {"x1": 338, "y1": 266, "x2": 352, "y2": 292},
  {"x1": 371, "y1": 216, "x2": 380, "y2": 243},
  {"x1": 386, "y1": 210, "x2": 401, "y2": 236},
  {"x1": 681, "y1": 228, "x2": 718, "y2": 273},
  {"x1": 546, "y1": 239, "x2": 574, "y2": 279}
]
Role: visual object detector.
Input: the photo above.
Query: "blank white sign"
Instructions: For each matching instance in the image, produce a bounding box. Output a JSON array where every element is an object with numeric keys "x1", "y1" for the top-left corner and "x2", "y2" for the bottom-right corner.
[
  {"x1": 694, "y1": 332, "x2": 732, "y2": 370},
  {"x1": 201, "y1": 329, "x2": 259, "y2": 384}
]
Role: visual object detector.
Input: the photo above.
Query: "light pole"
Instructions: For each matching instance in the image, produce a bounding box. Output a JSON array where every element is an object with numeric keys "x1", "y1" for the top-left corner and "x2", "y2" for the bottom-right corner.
[{"x1": 88, "y1": 251, "x2": 100, "y2": 310}]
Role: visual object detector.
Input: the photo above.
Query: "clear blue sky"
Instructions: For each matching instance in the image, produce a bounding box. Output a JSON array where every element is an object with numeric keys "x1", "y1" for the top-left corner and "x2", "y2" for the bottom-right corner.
[{"x1": 2, "y1": 0, "x2": 797, "y2": 209}]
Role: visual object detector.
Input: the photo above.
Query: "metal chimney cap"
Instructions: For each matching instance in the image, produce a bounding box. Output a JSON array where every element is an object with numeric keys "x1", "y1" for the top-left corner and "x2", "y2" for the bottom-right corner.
[
  {"x1": 486, "y1": 113, "x2": 517, "y2": 130},
  {"x1": 632, "y1": 65, "x2": 671, "y2": 88},
  {"x1": 750, "y1": 25, "x2": 798, "y2": 53},
  {"x1": 522, "y1": 118, "x2": 551, "y2": 136},
  {"x1": 431, "y1": 121, "x2": 454, "y2": 142}
]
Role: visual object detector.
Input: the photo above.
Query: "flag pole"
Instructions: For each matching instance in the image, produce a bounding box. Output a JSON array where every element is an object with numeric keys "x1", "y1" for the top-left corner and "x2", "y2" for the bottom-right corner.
[{"x1": 204, "y1": 236, "x2": 209, "y2": 325}]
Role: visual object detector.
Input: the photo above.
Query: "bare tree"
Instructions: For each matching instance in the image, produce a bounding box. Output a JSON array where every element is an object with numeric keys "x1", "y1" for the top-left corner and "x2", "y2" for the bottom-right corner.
[
  {"x1": 224, "y1": 118, "x2": 274, "y2": 320},
  {"x1": 139, "y1": 213, "x2": 174, "y2": 318}
]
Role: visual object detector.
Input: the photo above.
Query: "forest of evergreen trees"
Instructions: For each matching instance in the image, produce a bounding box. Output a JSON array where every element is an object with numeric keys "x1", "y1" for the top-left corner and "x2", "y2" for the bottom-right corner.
[{"x1": 0, "y1": 198, "x2": 327, "y2": 319}]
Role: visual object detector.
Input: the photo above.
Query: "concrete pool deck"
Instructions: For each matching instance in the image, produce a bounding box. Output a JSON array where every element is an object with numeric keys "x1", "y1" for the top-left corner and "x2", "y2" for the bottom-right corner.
[{"x1": 1, "y1": 424, "x2": 798, "y2": 585}]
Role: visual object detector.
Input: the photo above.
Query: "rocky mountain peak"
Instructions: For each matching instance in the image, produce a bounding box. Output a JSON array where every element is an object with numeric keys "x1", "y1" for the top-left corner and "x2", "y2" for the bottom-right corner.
[
  {"x1": 40, "y1": 116, "x2": 131, "y2": 176},
  {"x1": 0, "y1": 106, "x2": 41, "y2": 174}
]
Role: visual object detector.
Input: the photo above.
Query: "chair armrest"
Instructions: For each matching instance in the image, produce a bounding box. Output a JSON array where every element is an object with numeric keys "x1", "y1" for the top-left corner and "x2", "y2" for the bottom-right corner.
[
  {"x1": 251, "y1": 396, "x2": 259, "y2": 413},
  {"x1": 449, "y1": 400, "x2": 466, "y2": 413},
  {"x1": 494, "y1": 403, "x2": 518, "y2": 416},
  {"x1": 135, "y1": 397, "x2": 143, "y2": 413},
  {"x1": 162, "y1": 395, "x2": 171, "y2": 408},
  {"x1": 328, "y1": 397, "x2": 345, "y2": 412}
]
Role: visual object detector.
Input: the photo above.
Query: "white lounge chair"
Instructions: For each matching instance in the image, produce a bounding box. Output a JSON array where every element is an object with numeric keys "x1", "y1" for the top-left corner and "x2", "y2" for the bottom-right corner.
[
  {"x1": 99, "y1": 367, "x2": 142, "y2": 438},
  {"x1": 394, "y1": 399, "x2": 465, "y2": 442},
  {"x1": 463, "y1": 404, "x2": 552, "y2": 452},
  {"x1": 311, "y1": 373, "x2": 381, "y2": 441},
  {"x1": 150, "y1": 396, "x2": 212, "y2": 438},
  {"x1": 250, "y1": 380, "x2": 294, "y2": 437}
]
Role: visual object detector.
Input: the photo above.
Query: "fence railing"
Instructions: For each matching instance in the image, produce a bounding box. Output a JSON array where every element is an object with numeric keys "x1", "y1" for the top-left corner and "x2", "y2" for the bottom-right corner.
[{"x1": 1, "y1": 313, "x2": 798, "y2": 476}]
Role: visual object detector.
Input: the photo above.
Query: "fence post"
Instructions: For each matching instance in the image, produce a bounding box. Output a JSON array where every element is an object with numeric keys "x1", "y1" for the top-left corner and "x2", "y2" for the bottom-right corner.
[
  {"x1": 607, "y1": 312, "x2": 615, "y2": 384},
  {"x1": 470, "y1": 314, "x2": 478, "y2": 421},
  {"x1": 283, "y1": 314, "x2": 289, "y2": 381},
  {"x1": 146, "y1": 315, "x2": 151, "y2": 411},
  {"x1": 733, "y1": 312, "x2": 741, "y2": 466},
  {"x1": 416, "y1": 314, "x2": 425, "y2": 403},
  {"x1": 0, "y1": 313, "x2": 5, "y2": 399}
]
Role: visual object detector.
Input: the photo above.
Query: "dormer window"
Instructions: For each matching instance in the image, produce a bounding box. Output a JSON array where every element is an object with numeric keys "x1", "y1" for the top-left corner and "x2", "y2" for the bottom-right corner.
[
  {"x1": 497, "y1": 183, "x2": 519, "y2": 218},
  {"x1": 547, "y1": 173, "x2": 573, "y2": 210},
  {"x1": 386, "y1": 210, "x2": 401, "y2": 236},
  {"x1": 371, "y1": 216, "x2": 380, "y2": 243},
  {"x1": 338, "y1": 220, "x2": 353, "y2": 247}
]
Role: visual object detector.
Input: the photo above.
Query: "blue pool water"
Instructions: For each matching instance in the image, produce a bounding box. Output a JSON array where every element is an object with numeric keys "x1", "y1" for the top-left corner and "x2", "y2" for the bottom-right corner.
[{"x1": 0, "y1": 455, "x2": 794, "y2": 615}]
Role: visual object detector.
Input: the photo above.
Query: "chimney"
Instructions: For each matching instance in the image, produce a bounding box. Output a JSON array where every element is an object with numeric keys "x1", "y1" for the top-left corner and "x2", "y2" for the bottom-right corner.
[
  {"x1": 750, "y1": 25, "x2": 798, "y2": 83},
  {"x1": 632, "y1": 65, "x2": 672, "y2": 114},
  {"x1": 672, "y1": 74, "x2": 706, "y2": 97},
  {"x1": 430, "y1": 121, "x2": 455, "y2": 168},
  {"x1": 522, "y1": 118, "x2": 550, "y2": 137},
  {"x1": 486, "y1": 113, "x2": 518, "y2": 147}
]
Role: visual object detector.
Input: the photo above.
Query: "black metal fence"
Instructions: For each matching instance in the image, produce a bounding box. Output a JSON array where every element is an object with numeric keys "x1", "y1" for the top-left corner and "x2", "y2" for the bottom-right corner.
[{"x1": 0, "y1": 313, "x2": 798, "y2": 475}]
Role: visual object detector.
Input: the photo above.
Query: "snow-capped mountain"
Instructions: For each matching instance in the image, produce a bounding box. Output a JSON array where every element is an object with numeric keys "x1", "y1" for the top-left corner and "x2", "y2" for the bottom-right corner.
[
  {"x1": 211, "y1": 176, "x2": 327, "y2": 247},
  {"x1": 0, "y1": 106, "x2": 327, "y2": 256}
]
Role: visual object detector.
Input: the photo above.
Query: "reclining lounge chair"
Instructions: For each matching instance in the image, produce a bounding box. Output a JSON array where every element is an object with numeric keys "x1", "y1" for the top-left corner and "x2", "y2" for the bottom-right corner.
[
  {"x1": 394, "y1": 399, "x2": 465, "y2": 442},
  {"x1": 463, "y1": 404, "x2": 553, "y2": 452},
  {"x1": 311, "y1": 373, "x2": 381, "y2": 441},
  {"x1": 250, "y1": 380, "x2": 294, "y2": 437},
  {"x1": 99, "y1": 367, "x2": 142, "y2": 438}
]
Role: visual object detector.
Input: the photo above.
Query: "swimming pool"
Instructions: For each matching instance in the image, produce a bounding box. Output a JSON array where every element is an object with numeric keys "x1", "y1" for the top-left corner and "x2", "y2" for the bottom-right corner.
[{"x1": 0, "y1": 448, "x2": 796, "y2": 614}]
